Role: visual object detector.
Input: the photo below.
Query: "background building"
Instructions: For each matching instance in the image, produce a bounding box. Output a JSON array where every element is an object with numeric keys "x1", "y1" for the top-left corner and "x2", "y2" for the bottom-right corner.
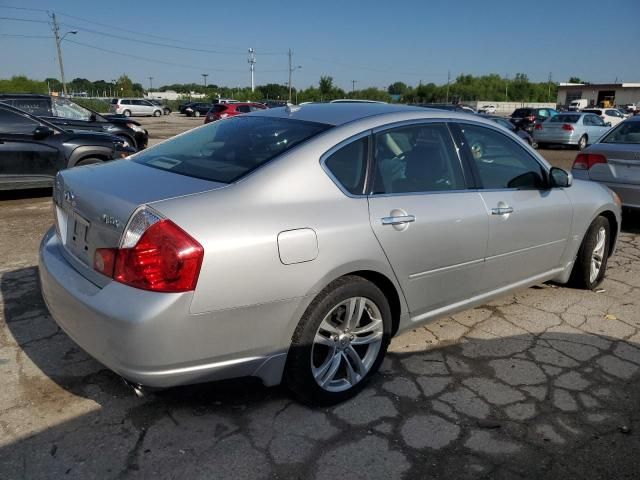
[{"x1": 557, "y1": 83, "x2": 640, "y2": 107}]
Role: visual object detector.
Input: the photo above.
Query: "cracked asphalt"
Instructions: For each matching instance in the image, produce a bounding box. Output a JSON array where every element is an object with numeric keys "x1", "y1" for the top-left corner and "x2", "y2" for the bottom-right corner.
[{"x1": 1, "y1": 129, "x2": 640, "y2": 479}]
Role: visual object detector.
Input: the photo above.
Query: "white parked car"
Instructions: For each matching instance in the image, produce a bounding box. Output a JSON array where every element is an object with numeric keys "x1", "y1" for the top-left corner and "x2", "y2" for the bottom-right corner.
[
  {"x1": 582, "y1": 108, "x2": 625, "y2": 127},
  {"x1": 479, "y1": 105, "x2": 496, "y2": 114}
]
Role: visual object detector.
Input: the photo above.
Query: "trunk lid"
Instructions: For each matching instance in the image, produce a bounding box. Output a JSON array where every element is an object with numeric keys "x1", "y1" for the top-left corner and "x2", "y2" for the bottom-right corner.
[
  {"x1": 587, "y1": 144, "x2": 640, "y2": 184},
  {"x1": 54, "y1": 160, "x2": 225, "y2": 284}
]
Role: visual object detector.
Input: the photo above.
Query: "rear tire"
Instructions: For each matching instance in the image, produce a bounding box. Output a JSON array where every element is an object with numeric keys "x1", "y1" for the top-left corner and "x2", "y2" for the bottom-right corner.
[
  {"x1": 577, "y1": 135, "x2": 588, "y2": 150},
  {"x1": 285, "y1": 276, "x2": 391, "y2": 406},
  {"x1": 153, "y1": 110, "x2": 162, "y2": 117},
  {"x1": 194, "y1": 110, "x2": 201, "y2": 117},
  {"x1": 570, "y1": 216, "x2": 610, "y2": 290},
  {"x1": 123, "y1": 110, "x2": 131, "y2": 117}
]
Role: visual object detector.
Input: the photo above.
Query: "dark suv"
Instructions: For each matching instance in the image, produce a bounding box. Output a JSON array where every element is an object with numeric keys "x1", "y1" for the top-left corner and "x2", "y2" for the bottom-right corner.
[
  {"x1": 510, "y1": 107, "x2": 558, "y2": 133},
  {"x1": 0, "y1": 103, "x2": 133, "y2": 190},
  {"x1": 0, "y1": 94, "x2": 148, "y2": 150}
]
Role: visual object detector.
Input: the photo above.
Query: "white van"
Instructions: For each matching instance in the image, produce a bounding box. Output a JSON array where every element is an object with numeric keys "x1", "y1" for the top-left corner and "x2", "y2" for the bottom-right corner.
[{"x1": 568, "y1": 99, "x2": 588, "y2": 111}]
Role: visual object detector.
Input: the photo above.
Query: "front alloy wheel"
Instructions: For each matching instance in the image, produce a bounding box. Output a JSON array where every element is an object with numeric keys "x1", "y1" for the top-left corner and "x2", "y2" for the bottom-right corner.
[
  {"x1": 570, "y1": 215, "x2": 610, "y2": 289},
  {"x1": 286, "y1": 276, "x2": 391, "y2": 405}
]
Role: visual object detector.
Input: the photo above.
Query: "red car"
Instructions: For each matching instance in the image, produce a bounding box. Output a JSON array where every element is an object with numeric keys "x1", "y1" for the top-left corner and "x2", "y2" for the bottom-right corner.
[{"x1": 204, "y1": 102, "x2": 267, "y2": 123}]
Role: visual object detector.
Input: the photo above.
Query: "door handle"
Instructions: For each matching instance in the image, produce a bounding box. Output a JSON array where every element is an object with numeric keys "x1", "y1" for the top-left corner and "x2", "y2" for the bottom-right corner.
[
  {"x1": 491, "y1": 206, "x2": 514, "y2": 215},
  {"x1": 381, "y1": 215, "x2": 416, "y2": 225}
]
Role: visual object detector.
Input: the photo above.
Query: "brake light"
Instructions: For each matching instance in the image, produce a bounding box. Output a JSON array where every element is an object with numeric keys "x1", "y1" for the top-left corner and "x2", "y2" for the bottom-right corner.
[
  {"x1": 94, "y1": 213, "x2": 203, "y2": 293},
  {"x1": 562, "y1": 124, "x2": 574, "y2": 131},
  {"x1": 526, "y1": 115, "x2": 536, "y2": 122},
  {"x1": 573, "y1": 153, "x2": 607, "y2": 170},
  {"x1": 535, "y1": 123, "x2": 543, "y2": 130},
  {"x1": 219, "y1": 113, "x2": 229, "y2": 119}
]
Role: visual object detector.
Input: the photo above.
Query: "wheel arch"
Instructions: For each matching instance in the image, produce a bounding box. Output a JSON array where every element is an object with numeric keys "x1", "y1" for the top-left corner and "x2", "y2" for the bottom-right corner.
[{"x1": 599, "y1": 209, "x2": 618, "y2": 258}]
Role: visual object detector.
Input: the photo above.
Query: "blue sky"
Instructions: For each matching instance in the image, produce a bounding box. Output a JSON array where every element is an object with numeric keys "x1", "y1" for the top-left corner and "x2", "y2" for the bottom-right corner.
[{"x1": 0, "y1": 0, "x2": 638, "y2": 91}]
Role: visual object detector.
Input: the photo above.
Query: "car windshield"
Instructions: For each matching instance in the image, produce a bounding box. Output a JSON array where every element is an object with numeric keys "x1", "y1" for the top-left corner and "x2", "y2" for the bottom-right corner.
[
  {"x1": 133, "y1": 116, "x2": 331, "y2": 183},
  {"x1": 601, "y1": 121, "x2": 640, "y2": 144},
  {"x1": 51, "y1": 98, "x2": 95, "y2": 121},
  {"x1": 550, "y1": 115, "x2": 579, "y2": 123}
]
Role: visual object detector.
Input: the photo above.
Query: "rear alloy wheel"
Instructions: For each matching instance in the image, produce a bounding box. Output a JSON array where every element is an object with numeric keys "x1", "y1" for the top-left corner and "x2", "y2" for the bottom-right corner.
[
  {"x1": 153, "y1": 110, "x2": 162, "y2": 117},
  {"x1": 286, "y1": 276, "x2": 391, "y2": 405},
  {"x1": 194, "y1": 110, "x2": 201, "y2": 117},
  {"x1": 570, "y1": 216, "x2": 610, "y2": 289},
  {"x1": 123, "y1": 110, "x2": 131, "y2": 117},
  {"x1": 577, "y1": 135, "x2": 588, "y2": 150}
]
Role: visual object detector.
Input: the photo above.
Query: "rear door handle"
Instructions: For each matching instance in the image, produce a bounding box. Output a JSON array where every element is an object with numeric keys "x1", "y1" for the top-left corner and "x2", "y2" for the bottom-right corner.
[
  {"x1": 491, "y1": 206, "x2": 514, "y2": 215},
  {"x1": 381, "y1": 215, "x2": 416, "y2": 225}
]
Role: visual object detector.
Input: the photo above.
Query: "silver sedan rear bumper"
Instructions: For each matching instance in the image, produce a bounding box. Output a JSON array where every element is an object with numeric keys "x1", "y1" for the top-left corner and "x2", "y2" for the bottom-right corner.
[{"x1": 39, "y1": 227, "x2": 301, "y2": 388}]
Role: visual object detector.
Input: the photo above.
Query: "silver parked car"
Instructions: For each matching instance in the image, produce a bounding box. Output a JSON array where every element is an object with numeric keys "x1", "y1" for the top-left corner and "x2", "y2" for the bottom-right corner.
[
  {"x1": 39, "y1": 104, "x2": 621, "y2": 404},
  {"x1": 110, "y1": 98, "x2": 164, "y2": 117},
  {"x1": 572, "y1": 116, "x2": 640, "y2": 210},
  {"x1": 533, "y1": 112, "x2": 612, "y2": 150}
]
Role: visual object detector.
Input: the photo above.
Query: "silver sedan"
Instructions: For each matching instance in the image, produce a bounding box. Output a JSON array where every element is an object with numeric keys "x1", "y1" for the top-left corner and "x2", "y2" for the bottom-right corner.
[
  {"x1": 39, "y1": 104, "x2": 621, "y2": 404},
  {"x1": 533, "y1": 112, "x2": 612, "y2": 150},
  {"x1": 572, "y1": 115, "x2": 640, "y2": 210}
]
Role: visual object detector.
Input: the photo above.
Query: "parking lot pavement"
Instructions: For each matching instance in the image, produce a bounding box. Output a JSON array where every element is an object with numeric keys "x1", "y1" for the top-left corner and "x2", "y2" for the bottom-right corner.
[{"x1": 1, "y1": 127, "x2": 640, "y2": 478}]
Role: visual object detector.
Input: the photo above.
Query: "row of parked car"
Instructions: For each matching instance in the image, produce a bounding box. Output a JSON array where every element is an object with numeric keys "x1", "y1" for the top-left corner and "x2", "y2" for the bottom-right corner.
[{"x1": 0, "y1": 94, "x2": 146, "y2": 190}]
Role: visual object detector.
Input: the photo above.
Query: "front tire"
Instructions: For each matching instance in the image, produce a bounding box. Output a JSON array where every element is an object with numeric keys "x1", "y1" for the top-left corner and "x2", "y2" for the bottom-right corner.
[
  {"x1": 75, "y1": 158, "x2": 103, "y2": 167},
  {"x1": 570, "y1": 216, "x2": 610, "y2": 289},
  {"x1": 285, "y1": 276, "x2": 391, "y2": 405}
]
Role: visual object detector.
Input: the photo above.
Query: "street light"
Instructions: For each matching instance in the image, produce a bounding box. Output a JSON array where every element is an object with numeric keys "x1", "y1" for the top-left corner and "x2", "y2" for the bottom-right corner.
[{"x1": 51, "y1": 10, "x2": 77, "y2": 96}]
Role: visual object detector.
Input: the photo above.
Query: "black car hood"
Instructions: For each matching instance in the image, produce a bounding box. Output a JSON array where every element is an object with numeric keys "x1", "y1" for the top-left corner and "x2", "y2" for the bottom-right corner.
[{"x1": 102, "y1": 114, "x2": 141, "y2": 126}]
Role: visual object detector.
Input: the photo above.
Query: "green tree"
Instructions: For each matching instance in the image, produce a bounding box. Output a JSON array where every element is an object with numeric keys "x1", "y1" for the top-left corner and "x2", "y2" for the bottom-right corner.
[
  {"x1": 387, "y1": 81, "x2": 408, "y2": 96},
  {"x1": 319, "y1": 76, "x2": 333, "y2": 101},
  {"x1": 115, "y1": 74, "x2": 134, "y2": 97},
  {"x1": 0, "y1": 76, "x2": 47, "y2": 94}
]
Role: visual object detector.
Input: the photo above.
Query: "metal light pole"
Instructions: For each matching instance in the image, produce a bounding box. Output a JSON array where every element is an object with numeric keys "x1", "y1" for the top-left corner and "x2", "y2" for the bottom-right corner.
[
  {"x1": 50, "y1": 13, "x2": 77, "y2": 97},
  {"x1": 288, "y1": 49, "x2": 301, "y2": 104},
  {"x1": 352, "y1": 80, "x2": 357, "y2": 95},
  {"x1": 248, "y1": 48, "x2": 256, "y2": 92},
  {"x1": 149, "y1": 76, "x2": 154, "y2": 92},
  {"x1": 202, "y1": 73, "x2": 209, "y2": 88}
]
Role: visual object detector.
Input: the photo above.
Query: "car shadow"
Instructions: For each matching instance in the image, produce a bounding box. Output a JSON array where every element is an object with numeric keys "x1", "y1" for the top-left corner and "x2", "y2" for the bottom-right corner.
[{"x1": 2, "y1": 265, "x2": 640, "y2": 478}]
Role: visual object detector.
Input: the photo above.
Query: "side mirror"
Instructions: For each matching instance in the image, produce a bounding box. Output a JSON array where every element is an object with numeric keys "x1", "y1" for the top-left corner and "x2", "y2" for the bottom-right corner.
[
  {"x1": 89, "y1": 113, "x2": 97, "y2": 122},
  {"x1": 605, "y1": 121, "x2": 612, "y2": 127},
  {"x1": 550, "y1": 167, "x2": 572, "y2": 188},
  {"x1": 33, "y1": 125, "x2": 55, "y2": 140}
]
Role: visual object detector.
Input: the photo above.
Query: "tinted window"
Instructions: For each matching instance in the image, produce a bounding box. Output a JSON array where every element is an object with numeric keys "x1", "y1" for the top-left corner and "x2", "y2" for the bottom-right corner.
[
  {"x1": 459, "y1": 124, "x2": 545, "y2": 190},
  {"x1": 324, "y1": 136, "x2": 368, "y2": 195},
  {"x1": 110, "y1": 98, "x2": 118, "y2": 104},
  {"x1": 583, "y1": 109, "x2": 602, "y2": 115},
  {"x1": 512, "y1": 108, "x2": 532, "y2": 117},
  {"x1": 236, "y1": 105, "x2": 251, "y2": 113},
  {"x1": 588, "y1": 115, "x2": 605, "y2": 126},
  {"x1": 605, "y1": 110, "x2": 620, "y2": 117},
  {"x1": 121, "y1": 99, "x2": 131, "y2": 105},
  {"x1": 10, "y1": 98, "x2": 52, "y2": 116},
  {"x1": 213, "y1": 105, "x2": 227, "y2": 113},
  {"x1": 602, "y1": 121, "x2": 640, "y2": 144},
  {"x1": 0, "y1": 107, "x2": 39, "y2": 134},
  {"x1": 133, "y1": 116, "x2": 331, "y2": 183},
  {"x1": 373, "y1": 123, "x2": 465, "y2": 194}
]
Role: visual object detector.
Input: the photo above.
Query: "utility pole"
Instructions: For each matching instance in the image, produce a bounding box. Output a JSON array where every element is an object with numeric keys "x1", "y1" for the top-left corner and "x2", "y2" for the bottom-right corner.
[
  {"x1": 547, "y1": 72, "x2": 552, "y2": 102},
  {"x1": 351, "y1": 80, "x2": 357, "y2": 95},
  {"x1": 50, "y1": 13, "x2": 72, "y2": 96},
  {"x1": 248, "y1": 48, "x2": 256, "y2": 92},
  {"x1": 505, "y1": 74, "x2": 509, "y2": 102},
  {"x1": 148, "y1": 76, "x2": 154, "y2": 92},
  {"x1": 202, "y1": 73, "x2": 208, "y2": 88},
  {"x1": 445, "y1": 70, "x2": 451, "y2": 103},
  {"x1": 288, "y1": 49, "x2": 293, "y2": 103}
]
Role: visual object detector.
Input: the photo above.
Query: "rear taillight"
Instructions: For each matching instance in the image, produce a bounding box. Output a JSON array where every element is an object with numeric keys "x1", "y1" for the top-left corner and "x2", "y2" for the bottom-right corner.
[
  {"x1": 562, "y1": 124, "x2": 574, "y2": 131},
  {"x1": 526, "y1": 115, "x2": 536, "y2": 122},
  {"x1": 94, "y1": 210, "x2": 203, "y2": 293},
  {"x1": 535, "y1": 123, "x2": 543, "y2": 130},
  {"x1": 219, "y1": 113, "x2": 228, "y2": 119},
  {"x1": 573, "y1": 153, "x2": 607, "y2": 170}
]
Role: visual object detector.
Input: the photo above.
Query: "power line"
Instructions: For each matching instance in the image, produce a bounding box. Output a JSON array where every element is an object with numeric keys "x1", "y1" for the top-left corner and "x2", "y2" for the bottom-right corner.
[
  {"x1": 0, "y1": 33, "x2": 52, "y2": 38},
  {"x1": 0, "y1": 4, "x2": 48, "y2": 13},
  {"x1": 0, "y1": 15, "x2": 50, "y2": 24}
]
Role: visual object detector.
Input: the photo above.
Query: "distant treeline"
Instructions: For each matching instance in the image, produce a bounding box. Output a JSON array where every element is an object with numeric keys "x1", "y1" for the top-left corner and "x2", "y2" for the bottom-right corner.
[{"x1": 1, "y1": 73, "x2": 560, "y2": 104}]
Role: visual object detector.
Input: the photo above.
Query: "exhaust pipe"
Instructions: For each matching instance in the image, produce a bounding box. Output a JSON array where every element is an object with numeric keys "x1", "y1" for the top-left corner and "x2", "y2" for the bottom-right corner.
[{"x1": 121, "y1": 377, "x2": 147, "y2": 398}]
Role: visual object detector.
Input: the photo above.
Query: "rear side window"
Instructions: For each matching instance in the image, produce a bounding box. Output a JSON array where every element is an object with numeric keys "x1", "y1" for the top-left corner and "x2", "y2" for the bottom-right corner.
[
  {"x1": 213, "y1": 105, "x2": 227, "y2": 112},
  {"x1": 133, "y1": 116, "x2": 331, "y2": 183},
  {"x1": 110, "y1": 98, "x2": 118, "y2": 104},
  {"x1": 0, "y1": 107, "x2": 39, "y2": 134},
  {"x1": 324, "y1": 136, "x2": 368, "y2": 195},
  {"x1": 512, "y1": 109, "x2": 532, "y2": 117}
]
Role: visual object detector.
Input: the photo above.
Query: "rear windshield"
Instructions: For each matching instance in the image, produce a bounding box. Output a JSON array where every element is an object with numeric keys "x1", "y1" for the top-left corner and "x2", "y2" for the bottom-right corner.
[
  {"x1": 110, "y1": 98, "x2": 118, "y2": 104},
  {"x1": 133, "y1": 116, "x2": 331, "y2": 183},
  {"x1": 213, "y1": 104, "x2": 227, "y2": 112},
  {"x1": 550, "y1": 114, "x2": 579, "y2": 123},
  {"x1": 601, "y1": 121, "x2": 640, "y2": 144},
  {"x1": 512, "y1": 109, "x2": 532, "y2": 116},
  {"x1": 582, "y1": 109, "x2": 602, "y2": 115}
]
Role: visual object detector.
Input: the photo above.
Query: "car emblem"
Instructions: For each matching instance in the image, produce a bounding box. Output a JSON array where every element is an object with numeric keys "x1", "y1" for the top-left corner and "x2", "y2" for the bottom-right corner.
[
  {"x1": 101, "y1": 213, "x2": 122, "y2": 229},
  {"x1": 63, "y1": 190, "x2": 75, "y2": 202}
]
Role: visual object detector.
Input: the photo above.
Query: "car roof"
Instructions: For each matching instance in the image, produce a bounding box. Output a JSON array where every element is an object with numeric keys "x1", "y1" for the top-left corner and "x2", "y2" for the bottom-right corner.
[
  {"x1": 0, "y1": 101, "x2": 61, "y2": 131},
  {"x1": 247, "y1": 102, "x2": 481, "y2": 127}
]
